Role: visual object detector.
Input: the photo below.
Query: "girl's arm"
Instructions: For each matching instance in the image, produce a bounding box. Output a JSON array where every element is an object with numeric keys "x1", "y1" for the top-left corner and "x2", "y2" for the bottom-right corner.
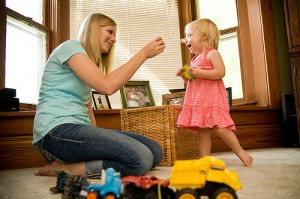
[
  {"x1": 87, "y1": 98, "x2": 97, "y2": 126},
  {"x1": 176, "y1": 67, "x2": 189, "y2": 84},
  {"x1": 189, "y1": 49, "x2": 225, "y2": 80},
  {"x1": 66, "y1": 36, "x2": 165, "y2": 95}
]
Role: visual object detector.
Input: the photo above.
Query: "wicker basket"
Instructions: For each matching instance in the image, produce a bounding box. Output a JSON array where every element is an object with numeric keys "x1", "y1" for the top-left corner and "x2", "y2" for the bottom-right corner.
[
  {"x1": 121, "y1": 105, "x2": 172, "y2": 166},
  {"x1": 168, "y1": 105, "x2": 201, "y2": 164},
  {"x1": 121, "y1": 105, "x2": 201, "y2": 166}
]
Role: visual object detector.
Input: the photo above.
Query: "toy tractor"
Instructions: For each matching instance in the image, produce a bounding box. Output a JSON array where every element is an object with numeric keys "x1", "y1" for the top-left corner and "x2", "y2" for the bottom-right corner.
[{"x1": 50, "y1": 170, "x2": 89, "y2": 199}]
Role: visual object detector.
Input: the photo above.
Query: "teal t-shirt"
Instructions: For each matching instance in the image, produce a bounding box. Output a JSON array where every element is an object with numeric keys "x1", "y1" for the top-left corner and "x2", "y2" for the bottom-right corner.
[{"x1": 33, "y1": 40, "x2": 92, "y2": 146}]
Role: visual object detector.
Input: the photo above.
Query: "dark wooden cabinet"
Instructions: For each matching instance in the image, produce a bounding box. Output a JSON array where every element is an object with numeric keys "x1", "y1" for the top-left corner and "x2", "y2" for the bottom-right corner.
[
  {"x1": 0, "y1": 110, "x2": 121, "y2": 170},
  {"x1": 284, "y1": 0, "x2": 300, "y2": 143},
  {"x1": 0, "y1": 107, "x2": 282, "y2": 170}
]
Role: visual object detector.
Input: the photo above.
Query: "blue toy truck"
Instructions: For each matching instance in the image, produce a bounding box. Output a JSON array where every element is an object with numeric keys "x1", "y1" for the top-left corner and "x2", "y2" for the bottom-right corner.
[{"x1": 86, "y1": 168, "x2": 122, "y2": 199}]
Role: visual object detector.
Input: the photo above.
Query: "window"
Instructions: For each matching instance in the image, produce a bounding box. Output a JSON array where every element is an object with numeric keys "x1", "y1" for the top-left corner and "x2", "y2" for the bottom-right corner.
[
  {"x1": 5, "y1": 0, "x2": 47, "y2": 104},
  {"x1": 197, "y1": 0, "x2": 243, "y2": 99},
  {"x1": 70, "y1": 0, "x2": 183, "y2": 108},
  {"x1": 191, "y1": 0, "x2": 280, "y2": 106}
]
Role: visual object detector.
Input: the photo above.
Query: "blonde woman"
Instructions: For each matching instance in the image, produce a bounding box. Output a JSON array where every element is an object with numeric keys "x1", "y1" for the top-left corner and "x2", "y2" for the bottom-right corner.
[
  {"x1": 177, "y1": 18, "x2": 253, "y2": 167},
  {"x1": 33, "y1": 13, "x2": 165, "y2": 178}
]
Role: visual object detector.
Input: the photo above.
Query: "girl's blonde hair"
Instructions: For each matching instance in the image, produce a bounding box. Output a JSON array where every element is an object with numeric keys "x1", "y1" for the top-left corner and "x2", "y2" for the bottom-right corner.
[
  {"x1": 187, "y1": 18, "x2": 220, "y2": 49},
  {"x1": 77, "y1": 13, "x2": 117, "y2": 75}
]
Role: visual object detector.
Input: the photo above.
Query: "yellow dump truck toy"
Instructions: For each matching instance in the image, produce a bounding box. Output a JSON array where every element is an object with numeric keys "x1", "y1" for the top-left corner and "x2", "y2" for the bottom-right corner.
[{"x1": 169, "y1": 156, "x2": 242, "y2": 199}]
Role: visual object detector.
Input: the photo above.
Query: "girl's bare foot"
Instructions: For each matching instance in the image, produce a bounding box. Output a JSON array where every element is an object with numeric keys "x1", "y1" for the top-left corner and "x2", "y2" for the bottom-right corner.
[{"x1": 237, "y1": 150, "x2": 253, "y2": 167}]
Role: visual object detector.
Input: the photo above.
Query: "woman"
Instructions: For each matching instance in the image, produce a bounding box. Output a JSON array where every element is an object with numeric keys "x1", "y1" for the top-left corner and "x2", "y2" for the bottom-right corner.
[{"x1": 33, "y1": 13, "x2": 165, "y2": 178}]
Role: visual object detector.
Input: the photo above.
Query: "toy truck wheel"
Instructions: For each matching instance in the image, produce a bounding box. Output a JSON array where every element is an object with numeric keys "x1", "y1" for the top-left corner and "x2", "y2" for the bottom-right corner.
[
  {"x1": 210, "y1": 186, "x2": 237, "y2": 199},
  {"x1": 176, "y1": 188, "x2": 199, "y2": 199},
  {"x1": 144, "y1": 192, "x2": 158, "y2": 199},
  {"x1": 160, "y1": 187, "x2": 175, "y2": 199},
  {"x1": 118, "y1": 194, "x2": 130, "y2": 199},
  {"x1": 104, "y1": 193, "x2": 117, "y2": 199},
  {"x1": 87, "y1": 190, "x2": 98, "y2": 199}
]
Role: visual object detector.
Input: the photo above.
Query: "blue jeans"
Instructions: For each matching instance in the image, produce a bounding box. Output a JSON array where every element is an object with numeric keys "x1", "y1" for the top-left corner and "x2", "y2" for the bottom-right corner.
[{"x1": 37, "y1": 123, "x2": 163, "y2": 178}]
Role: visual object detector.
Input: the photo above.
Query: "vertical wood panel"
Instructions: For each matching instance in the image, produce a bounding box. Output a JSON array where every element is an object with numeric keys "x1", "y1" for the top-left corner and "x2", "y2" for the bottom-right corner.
[
  {"x1": 260, "y1": 0, "x2": 281, "y2": 107},
  {"x1": 0, "y1": 0, "x2": 6, "y2": 89},
  {"x1": 285, "y1": 0, "x2": 300, "y2": 49},
  {"x1": 247, "y1": 0, "x2": 269, "y2": 106},
  {"x1": 283, "y1": 0, "x2": 300, "y2": 144},
  {"x1": 57, "y1": 0, "x2": 70, "y2": 43},
  {"x1": 236, "y1": 0, "x2": 256, "y2": 102},
  {"x1": 178, "y1": 0, "x2": 194, "y2": 71}
]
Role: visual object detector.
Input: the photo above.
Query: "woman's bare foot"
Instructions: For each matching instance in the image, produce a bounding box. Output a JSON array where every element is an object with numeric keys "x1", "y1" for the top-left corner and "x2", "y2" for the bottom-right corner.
[
  {"x1": 34, "y1": 161, "x2": 86, "y2": 177},
  {"x1": 236, "y1": 150, "x2": 253, "y2": 167},
  {"x1": 34, "y1": 161, "x2": 64, "y2": 176}
]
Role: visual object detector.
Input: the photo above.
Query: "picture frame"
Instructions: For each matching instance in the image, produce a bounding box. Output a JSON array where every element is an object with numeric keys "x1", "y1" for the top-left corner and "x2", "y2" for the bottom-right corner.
[
  {"x1": 120, "y1": 81, "x2": 155, "y2": 109},
  {"x1": 162, "y1": 91, "x2": 186, "y2": 105},
  {"x1": 92, "y1": 91, "x2": 112, "y2": 110},
  {"x1": 226, "y1": 87, "x2": 232, "y2": 107}
]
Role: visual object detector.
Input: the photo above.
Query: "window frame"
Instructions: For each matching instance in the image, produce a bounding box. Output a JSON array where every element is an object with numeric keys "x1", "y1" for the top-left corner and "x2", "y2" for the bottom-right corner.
[
  {"x1": 219, "y1": 26, "x2": 244, "y2": 103},
  {"x1": 0, "y1": 1, "x2": 7, "y2": 89},
  {"x1": 0, "y1": 0, "x2": 69, "y2": 100},
  {"x1": 178, "y1": 0, "x2": 281, "y2": 107}
]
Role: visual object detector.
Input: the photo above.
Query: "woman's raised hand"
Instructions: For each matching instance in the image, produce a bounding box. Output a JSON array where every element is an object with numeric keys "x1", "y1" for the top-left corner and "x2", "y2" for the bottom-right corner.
[{"x1": 140, "y1": 36, "x2": 166, "y2": 59}]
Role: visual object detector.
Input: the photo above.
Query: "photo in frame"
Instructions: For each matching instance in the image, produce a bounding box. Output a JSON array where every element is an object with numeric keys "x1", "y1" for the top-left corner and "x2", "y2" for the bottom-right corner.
[
  {"x1": 162, "y1": 91, "x2": 186, "y2": 105},
  {"x1": 92, "y1": 91, "x2": 112, "y2": 110},
  {"x1": 120, "y1": 81, "x2": 155, "y2": 109}
]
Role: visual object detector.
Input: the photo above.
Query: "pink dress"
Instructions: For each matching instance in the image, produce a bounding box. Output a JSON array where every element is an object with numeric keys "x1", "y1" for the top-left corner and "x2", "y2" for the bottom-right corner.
[{"x1": 177, "y1": 48, "x2": 236, "y2": 131}]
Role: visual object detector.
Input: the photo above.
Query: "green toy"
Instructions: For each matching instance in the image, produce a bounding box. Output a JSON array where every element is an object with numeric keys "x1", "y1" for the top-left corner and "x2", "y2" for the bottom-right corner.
[{"x1": 182, "y1": 65, "x2": 195, "y2": 80}]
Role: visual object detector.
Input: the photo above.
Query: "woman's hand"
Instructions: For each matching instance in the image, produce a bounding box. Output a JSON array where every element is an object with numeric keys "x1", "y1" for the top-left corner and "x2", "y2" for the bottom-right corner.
[{"x1": 139, "y1": 36, "x2": 166, "y2": 59}]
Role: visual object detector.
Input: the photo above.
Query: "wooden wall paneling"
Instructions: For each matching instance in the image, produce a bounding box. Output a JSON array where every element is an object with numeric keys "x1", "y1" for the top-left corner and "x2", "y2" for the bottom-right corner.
[
  {"x1": 260, "y1": 0, "x2": 281, "y2": 107},
  {"x1": 0, "y1": 136, "x2": 48, "y2": 170},
  {"x1": 0, "y1": 111, "x2": 46, "y2": 170},
  {"x1": 211, "y1": 107, "x2": 282, "y2": 153},
  {"x1": 230, "y1": 107, "x2": 281, "y2": 125},
  {"x1": 283, "y1": 0, "x2": 300, "y2": 143},
  {"x1": 0, "y1": 0, "x2": 6, "y2": 89},
  {"x1": 0, "y1": 112, "x2": 35, "y2": 136},
  {"x1": 94, "y1": 109, "x2": 121, "y2": 130},
  {"x1": 284, "y1": 0, "x2": 300, "y2": 52},
  {"x1": 290, "y1": 56, "x2": 300, "y2": 143},
  {"x1": 211, "y1": 124, "x2": 282, "y2": 153}
]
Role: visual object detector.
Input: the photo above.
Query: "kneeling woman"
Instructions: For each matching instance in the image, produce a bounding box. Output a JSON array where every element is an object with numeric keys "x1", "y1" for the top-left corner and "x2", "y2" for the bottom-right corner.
[{"x1": 33, "y1": 13, "x2": 165, "y2": 178}]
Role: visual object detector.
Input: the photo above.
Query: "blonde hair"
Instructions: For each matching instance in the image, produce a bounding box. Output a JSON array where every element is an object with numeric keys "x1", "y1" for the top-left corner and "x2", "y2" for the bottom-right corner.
[
  {"x1": 77, "y1": 13, "x2": 117, "y2": 75},
  {"x1": 186, "y1": 18, "x2": 220, "y2": 49}
]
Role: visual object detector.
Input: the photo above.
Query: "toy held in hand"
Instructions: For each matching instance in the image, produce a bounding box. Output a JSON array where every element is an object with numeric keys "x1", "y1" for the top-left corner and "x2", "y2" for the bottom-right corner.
[{"x1": 182, "y1": 65, "x2": 195, "y2": 80}]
